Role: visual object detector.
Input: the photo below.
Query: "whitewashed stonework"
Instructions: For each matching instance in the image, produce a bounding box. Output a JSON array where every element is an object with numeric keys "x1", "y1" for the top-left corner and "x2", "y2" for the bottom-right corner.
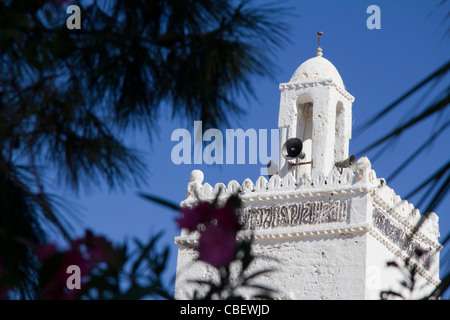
[
  {"x1": 174, "y1": 49, "x2": 441, "y2": 300},
  {"x1": 278, "y1": 48, "x2": 354, "y2": 179}
]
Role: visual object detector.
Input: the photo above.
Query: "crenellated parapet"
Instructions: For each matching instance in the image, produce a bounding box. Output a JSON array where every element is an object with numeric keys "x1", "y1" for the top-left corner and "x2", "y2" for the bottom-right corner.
[
  {"x1": 177, "y1": 156, "x2": 441, "y2": 287},
  {"x1": 182, "y1": 159, "x2": 371, "y2": 206}
]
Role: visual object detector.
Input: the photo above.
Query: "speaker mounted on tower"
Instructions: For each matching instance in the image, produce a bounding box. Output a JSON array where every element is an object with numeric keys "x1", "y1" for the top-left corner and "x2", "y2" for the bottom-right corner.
[
  {"x1": 335, "y1": 155, "x2": 357, "y2": 172},
  {"x1": 282, "y1": 138, "x2": 305, "y2": 161}
]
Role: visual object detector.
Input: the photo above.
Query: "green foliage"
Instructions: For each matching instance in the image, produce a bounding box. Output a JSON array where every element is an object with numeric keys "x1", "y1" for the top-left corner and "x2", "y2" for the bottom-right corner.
[
  {"x1": 357, "y1": 60, "x2": 450, "y2": 223},
  {"x1": 358, "y1": 59, "x2": 450, "y2": 299},
  {"x1": 0, "y1": 176, "x2": 46, "y2": 299},
  {"x1": 189, "y1": 237, "x2": 276, "y2": 300},
  {"x1": 0, "y1": 0, "x2": 288, "y2": 299},
  {"x1": 381, "y1": 248, "x2": 444, "y2": 300},
  {"x1": 141, "y1": 192, "x2": 276, "y2": 300},
  {"x1": 80, "y1": 233, "x2": 173, "y2": 300}
]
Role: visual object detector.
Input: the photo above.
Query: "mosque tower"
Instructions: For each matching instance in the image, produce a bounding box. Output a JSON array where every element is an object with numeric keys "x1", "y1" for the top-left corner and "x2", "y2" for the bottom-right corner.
[{"x1": 174, "y1": 35, "x2": 441, "y2": 300}]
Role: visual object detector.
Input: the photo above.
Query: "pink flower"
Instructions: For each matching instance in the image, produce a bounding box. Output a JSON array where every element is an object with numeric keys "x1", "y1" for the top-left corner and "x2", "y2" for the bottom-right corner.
[
  {"x1": 37, "y1": 245, "x2": 89, "y2": 300},
  {"x1": 41, "y1": 249, "x2": 88, "y2": 300},
  {"x1": 214, "y1": 205, "x2": 240, "y2": 232},
  {"x1": 36, "y1": 243, "x2": 58, "y2": 262},
  {"x1": 176, "y1": 199, "x2": 242, "y2": 269},
  {"x1": 37, "y1": 243, "x2": 92, "y2": 275},
  {"x1": 198, "y1": 226, "x2": 237, "y2": 268},
  {"x1": 36, "y1": 230, "x2": 117, "y2": 300},
  {"x1": 176, "y1": 202, "x2": 214, "y2": 232},
  {"x1": 62, "y1": 248, "x2": 93, "y2": 275},
  {"x1": 75, "y1": 230, "x2": 116, "y2": 264}
]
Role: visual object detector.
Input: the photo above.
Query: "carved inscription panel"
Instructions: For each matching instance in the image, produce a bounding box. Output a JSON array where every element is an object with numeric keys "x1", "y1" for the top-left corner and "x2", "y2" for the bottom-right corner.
[
  {"x1": 372, "y1": 209, "x2": 432, "y2": 270},
  {"x1": 239, "y1": 199, "x2": 350, "y2": 231}
]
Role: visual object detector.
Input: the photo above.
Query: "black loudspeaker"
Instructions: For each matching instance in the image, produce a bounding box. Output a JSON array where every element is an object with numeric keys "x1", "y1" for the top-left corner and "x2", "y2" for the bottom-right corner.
[
  {"x1": 335, "y1": 155, "x2": 357, "y2": 171},
  {"x1": 282, "y1": 138, "x2": 305, "y2": 161}
]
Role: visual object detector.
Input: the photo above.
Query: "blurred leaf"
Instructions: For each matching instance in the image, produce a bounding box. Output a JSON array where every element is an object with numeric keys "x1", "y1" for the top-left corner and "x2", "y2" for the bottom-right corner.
[
  {"x1": 131, "y1": 232, "x2": 164, "y2": 277},
  {"x1": 356, "y1": 60, "x2": 450, "y2": 135},
  {"x1": 427, "y1": 272, "x2": 450, "y2": 299},
  {"x1": 386, "y1": 119, "x2": 450, "y2": 183},
  {"x1": 243, "y1": 269, "x2": 273, "y2": 284},
  {"x1": 380, "y1": 290, "x2": 404, "y2": 300},
  {"x1": 359, "y1": 85, "x2": 450, "y2": 154},
  {"x1": 138, "y1": 193, "x2": 180, "y2": 211},
  {"x1": 386, "y1": 261, "x2": 399, "y2": 268},
  {"x1": 241, "y1": 283, "x2": 277, "y2": 294}
]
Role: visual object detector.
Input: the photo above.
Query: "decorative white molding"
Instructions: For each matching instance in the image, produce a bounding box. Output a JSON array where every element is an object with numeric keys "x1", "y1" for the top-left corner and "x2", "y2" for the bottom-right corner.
[
  {"x1": 278, "y1": 79, "x2": 355, "y2": 102},
  {"x1": 181, "y1": 168, "x2": 362, "y2": 207},
  {"x1": 371, "y1": 191, "x2": 440, "y2": 249},
  {"x1": 175, "y1": 222, "x2": 370, "y2": 246},
  {"x1": 368, "y1": 226, "x2": 440, "y2": 287}
]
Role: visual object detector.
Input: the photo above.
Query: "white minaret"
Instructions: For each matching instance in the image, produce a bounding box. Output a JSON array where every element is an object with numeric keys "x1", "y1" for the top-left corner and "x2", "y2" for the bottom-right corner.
[
  {"x1": 278, "y1": 38, "x2": 354, "y2": 179},
  {"x1": 174, "y1": 38, "x2": 440, "y2": 300}
]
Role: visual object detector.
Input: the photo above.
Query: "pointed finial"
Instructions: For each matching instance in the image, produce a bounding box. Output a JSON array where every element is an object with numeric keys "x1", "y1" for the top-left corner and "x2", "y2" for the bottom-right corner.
[{"x1": 316, "y1": 31, "x2": 323, "y2": 56}]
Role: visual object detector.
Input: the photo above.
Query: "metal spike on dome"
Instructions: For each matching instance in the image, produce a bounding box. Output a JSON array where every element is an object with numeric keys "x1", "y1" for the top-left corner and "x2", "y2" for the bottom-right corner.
[{"x1": 316, "y1": 31, "x2": 323, "y2": 56}]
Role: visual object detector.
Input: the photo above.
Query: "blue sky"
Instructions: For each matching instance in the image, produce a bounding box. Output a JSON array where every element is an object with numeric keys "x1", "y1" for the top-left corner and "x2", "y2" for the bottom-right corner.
[{"x1": 53, "y1": 0, "x2": 450, "y2": 298}]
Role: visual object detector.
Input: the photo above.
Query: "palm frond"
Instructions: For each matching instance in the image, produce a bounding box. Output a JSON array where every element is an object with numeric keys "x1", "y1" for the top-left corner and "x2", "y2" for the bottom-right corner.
[{"x1": 356, "y1": 60, "x2": 450, "y2": 135}]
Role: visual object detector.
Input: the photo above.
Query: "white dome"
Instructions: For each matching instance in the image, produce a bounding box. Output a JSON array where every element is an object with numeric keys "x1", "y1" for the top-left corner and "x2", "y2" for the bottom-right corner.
[{"x1": 290, "y1": 55, "x2": 344, "y2": 88}]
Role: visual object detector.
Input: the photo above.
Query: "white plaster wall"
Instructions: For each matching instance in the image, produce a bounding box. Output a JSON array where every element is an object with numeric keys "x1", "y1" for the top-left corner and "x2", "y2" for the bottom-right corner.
[
  {"x1": 348, "y1": 193, "x2": 372, "y2": 225},
  {"x1": 250, "y1": 233, "x2": 367, "y2": 300},
  {"x1": 175, "y1": 233, "x2": 368, "y2": 300},
  {"x1": 365, "y1": 234, "x2": 404, "y2": 299},
  {"x1": 365, "y1": 235, "x2": 438, "y2": 299}
]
